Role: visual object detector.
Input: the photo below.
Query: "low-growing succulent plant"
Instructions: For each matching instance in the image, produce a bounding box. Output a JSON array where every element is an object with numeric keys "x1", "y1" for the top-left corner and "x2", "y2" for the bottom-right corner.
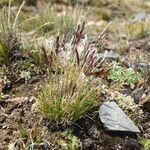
[
  {"x1": 108, "y1": 62, "x2": 143, "y2": 88},
  {"x1": 139, "y1": 138, "x2": 150, "y2": 150},
  {"x1": 58, "y1": 130, "x2": 80, "y2": 150}
]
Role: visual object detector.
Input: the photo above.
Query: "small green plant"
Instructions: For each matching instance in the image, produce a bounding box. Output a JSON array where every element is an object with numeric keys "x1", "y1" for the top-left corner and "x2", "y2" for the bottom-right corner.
[
  {"x1": 35, "y1": 64, "x2": 99, "y2": 123},
  {"x1": 108, "y1": 63, "x2": 143, "y2": 87},
  {"x1": 58, "y1": 130, "x2": 80, "y2": 150},
  {"x1": 19, "y1": 128, "x2": 29, "y2": 140},
  {"x1": 13, "y1": 123, "x2": 44, "y2": 149},
  {"x1": 139, "y1": 138, "x2": 150, "y2": 150}
]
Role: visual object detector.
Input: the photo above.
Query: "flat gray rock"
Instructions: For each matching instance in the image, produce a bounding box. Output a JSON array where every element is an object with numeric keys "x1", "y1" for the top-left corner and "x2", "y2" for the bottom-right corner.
[
  {"x1": 132, "y1": 12, "x2": 150, "y2": 22},
  {"x1": 98, "y1": 50, "x2": 120, "y2": 60},
  {"x1": 99, "y1": 102, "x2": 140, "y2": 133},
  {"x1": 133, "y1": 12, "x2": 147, "y2": 22}
]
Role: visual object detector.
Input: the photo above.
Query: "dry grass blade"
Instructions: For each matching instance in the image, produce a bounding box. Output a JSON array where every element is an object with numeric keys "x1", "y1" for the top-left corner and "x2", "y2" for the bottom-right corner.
[
  {"x1": 97, "y1": 21, "x2": 112, "y2": 46},
  {"x1": 12, "y1": 1, "x2": 25, "y2": 29},
  {"x1": 41, "y1": 46, "x2": 49, "y2": 66}
]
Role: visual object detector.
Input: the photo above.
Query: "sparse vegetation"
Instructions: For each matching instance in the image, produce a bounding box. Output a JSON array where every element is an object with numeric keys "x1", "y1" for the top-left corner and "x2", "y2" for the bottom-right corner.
[
  {"x1": 11, "y1": 124, "x2": 47, "y2": 149},
  {"x1": 21, "y1": 6, "x2": 83, "y2": 36},
  {"x1": 0, "y1": 0, "x2": 150, "y2": 149},
  {"x1": 110, "y1": 19, "x2": 150, "y2": 40},
  {"x1": 0, "y1": 2, "x2": 23, "y2": 64}
]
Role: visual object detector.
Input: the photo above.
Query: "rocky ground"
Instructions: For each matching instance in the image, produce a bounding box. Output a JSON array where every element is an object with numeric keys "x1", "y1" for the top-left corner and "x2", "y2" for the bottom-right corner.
[{"x1": 0, "y1": 0, "x2": 150, "y2": 150}]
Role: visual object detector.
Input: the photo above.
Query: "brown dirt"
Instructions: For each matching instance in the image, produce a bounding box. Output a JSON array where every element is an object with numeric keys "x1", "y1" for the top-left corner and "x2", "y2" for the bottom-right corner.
[
  {"x1": 0, "y1": 93, "x2": 145, "y2": 150},
  {"x1": 0, "y1": 97, "x2": 39, "y2": 149}
]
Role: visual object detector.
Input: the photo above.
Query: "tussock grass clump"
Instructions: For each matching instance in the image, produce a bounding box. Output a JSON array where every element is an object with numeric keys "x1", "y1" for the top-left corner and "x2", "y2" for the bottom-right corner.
[
  {"x1": 35, "y1": 65, "x2": 100, "y2": 123},
  {"x1": 122, "y1": 20, "x2": 150, "y2": 39},
  {"x1": 22, "y1": 6, "x2": 82, "y2": 36},
  {"x1": 0, "y1": 2, "x2": 25, "y2": 64},
  {"x1": 110, "y1": 19, "x2": 150, "y2": 40}
]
